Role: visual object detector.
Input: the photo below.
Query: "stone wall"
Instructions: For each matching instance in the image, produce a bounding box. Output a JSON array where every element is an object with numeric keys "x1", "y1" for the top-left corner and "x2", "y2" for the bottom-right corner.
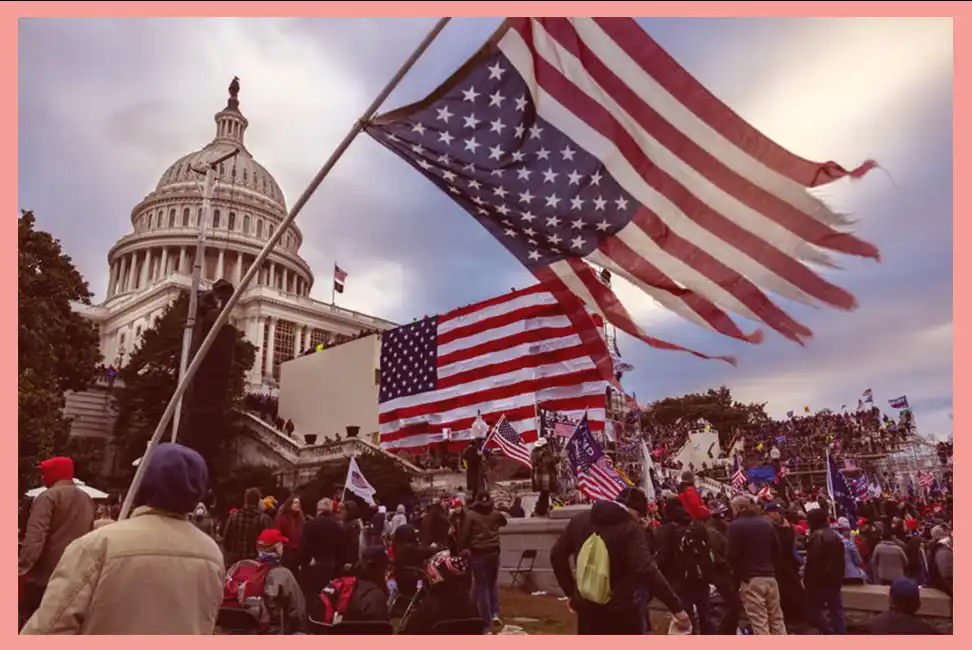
[{"x1": 497, "y1": 505, "x2": 952, "y2": 633}]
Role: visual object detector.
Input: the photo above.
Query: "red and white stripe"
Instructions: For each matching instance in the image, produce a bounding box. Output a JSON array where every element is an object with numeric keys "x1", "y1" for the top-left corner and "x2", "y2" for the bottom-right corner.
[
  {"x1": 577, "y1": 458, "x2": 625, "y2": 501},
  {"x1": 482, "y1": 415, "x2": 533, "y2": 469},
  {"x1": 379, "y1": 284, "x2": 609, "y2": 453},
  {"x1": 497, "y1": 18, "x2": 878, "y2": 355}
]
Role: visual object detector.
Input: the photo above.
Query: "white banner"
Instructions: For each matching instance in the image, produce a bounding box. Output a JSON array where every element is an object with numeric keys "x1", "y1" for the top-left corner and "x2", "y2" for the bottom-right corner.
[{"x1": 344, "y1": 456, "x2": 377, "y2": 506}]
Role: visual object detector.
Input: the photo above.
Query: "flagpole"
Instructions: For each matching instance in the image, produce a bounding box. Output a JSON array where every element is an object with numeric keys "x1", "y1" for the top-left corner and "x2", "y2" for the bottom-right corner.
[
  {"x1": 331, "y1": 267, "x2": 336, "y2": 305},
  {"x1": 119, "y1": 17, "x2": 452, "y2": 520}
]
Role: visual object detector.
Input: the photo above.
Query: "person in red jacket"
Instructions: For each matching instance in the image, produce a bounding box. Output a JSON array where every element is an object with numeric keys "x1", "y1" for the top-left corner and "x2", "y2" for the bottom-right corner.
[{"x1": 677, "y1": 470, "x2": 711, "y2": 521}]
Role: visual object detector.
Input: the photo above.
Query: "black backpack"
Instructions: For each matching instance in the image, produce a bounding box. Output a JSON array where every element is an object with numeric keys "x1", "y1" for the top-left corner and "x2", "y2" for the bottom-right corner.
[{"x1": 675, "y1": 523, "x2": 714, "y2": 583}]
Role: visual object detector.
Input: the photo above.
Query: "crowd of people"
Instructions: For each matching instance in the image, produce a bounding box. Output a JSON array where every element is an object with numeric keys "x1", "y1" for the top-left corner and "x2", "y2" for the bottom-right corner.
[
  {"x1": 17, "y1": 446, "x2": 513, "y2": 635},
  {"x1": 550, "y1": 468, "x2": 952, "y2": 635},
  {"x1": 18, "y1": 431, "x2": 952, "y2": 635}
]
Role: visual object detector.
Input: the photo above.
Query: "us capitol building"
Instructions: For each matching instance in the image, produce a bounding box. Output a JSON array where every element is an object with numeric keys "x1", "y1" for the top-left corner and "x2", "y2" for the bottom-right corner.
[{"x1": 74, "y1": 79, "x2": 396, "y2": 396}]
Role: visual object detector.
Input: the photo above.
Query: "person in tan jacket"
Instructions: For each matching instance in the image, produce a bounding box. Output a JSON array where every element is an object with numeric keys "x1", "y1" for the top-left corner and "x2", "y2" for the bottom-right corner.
[
  {"x1": 18, "y1": 457, "x2": 95, "y2": 627},
  {"x1": 21, "y1": 443, "x2": 225, "y2": 635}
]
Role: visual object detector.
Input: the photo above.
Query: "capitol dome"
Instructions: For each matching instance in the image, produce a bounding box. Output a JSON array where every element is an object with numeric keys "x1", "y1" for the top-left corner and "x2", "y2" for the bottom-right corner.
[{"x1": 104, "y1": 78, "x2": 314, "y2": 304}]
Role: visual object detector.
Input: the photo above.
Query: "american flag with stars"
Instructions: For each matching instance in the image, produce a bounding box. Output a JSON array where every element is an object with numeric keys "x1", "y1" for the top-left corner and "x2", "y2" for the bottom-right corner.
[
  {"x1": 565, "y1": 414, "x2": 625, "y2": 502},
  {"x1": 366, "y1": 18, "x2": 880, "y2": 370},
  {"x1": 377, "y1": 283, "x2": 609, "y2": 453},
  {"x1": 482, "y1": 414, "x2": 533, "y2": 469}
]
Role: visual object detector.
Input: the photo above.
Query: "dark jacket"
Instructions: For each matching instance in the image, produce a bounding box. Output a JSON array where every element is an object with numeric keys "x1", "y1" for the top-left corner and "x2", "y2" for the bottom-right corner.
[
  {"x1": 726, "y1": 511, "x2": 780, "y2": 581},
  {"x1": 298, "y1": 513, "x2": 350, "y2": 577},
  {"x1": 550, "y1": 501, "x2": 683, "y2": 616},
  {"x1": 804, "y1": 525, "x2": 845, "y2": 590},
  {"x1": 400, "y1": 584, "x2": 481, "y2": 634},
  {"x1": 459, "y1": 501, "x2": 507, "y2": 554},
  {"x1": 420, "y1": 504, "x2": 451, "y2": 547},
  {"x1": 222, "y1": 507, "x2": 273, "y2": 567},
  {"x1": 18, "y1": 469, "x2": 95, "y2": 586},
  {"x1": 345, "y1": 578, "x2": 390, "y2": 622},
  {"x1": 867, "y1": 608, "x2": 939, "y2": 635}
]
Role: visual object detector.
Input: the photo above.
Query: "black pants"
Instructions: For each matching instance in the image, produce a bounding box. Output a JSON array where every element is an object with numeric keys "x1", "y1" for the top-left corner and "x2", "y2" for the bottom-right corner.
[
  {"x1": 675, "y1": 581, "x2": 712, "y2": 635},
  {"x1": 712, "y1": 573, "x2": 741, "y2": 634},
  {"x1": 19, "y1": 581, "x2": 46, "y2": 630},
  {"x1": 536, "y1": 491, "x2": 550, "y2": 516}
]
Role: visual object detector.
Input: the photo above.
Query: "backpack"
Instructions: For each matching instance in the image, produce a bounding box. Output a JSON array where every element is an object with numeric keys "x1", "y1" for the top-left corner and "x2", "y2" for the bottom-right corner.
[
  {"x1": 576, "y1": 532, "x2": 612, "y2": 605},
  {"x1": 223, "y1": 559, "x2": 272, "y2": 609},
  {"x1": 315, "y1": 576, "x2": 359, "y2": 626},
  {"x1": 675, "y1": 524, "x2": 714, "y2": 583}
]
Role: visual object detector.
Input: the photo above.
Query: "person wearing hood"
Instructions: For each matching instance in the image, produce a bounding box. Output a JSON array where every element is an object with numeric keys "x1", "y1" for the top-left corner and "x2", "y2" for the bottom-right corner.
[
  {"x1": 387, "y1": 504, "x2": 408, "y2": 538},
  {"x1": 460, "y1": 492, "x2": 508, "y2": 631},
  {"x1": 18, "y1": 456, "x2": 95, "y2": 628},
  {"x1": 867, "y1": 578, "x2": 939, "y2": 635},
  {"x1": 192, "y1": 503, "x2": 216, "y2": 539},
  {"x1": 550, "y1": 487, "x2": 690, "y2": 635},
  {"x1": 390, "y1": 524, "x2": 439, "y2": 605},
  {"x1": 835, "y1": 518, "x2": 867, "y2": 585},
  {"x1": 420, "y1": 494, "x2": 452, "y2": 548},
  {"x1": 21, "y1": 443, "x2": 225, "y2": 635},
  {"x1": 803, "y1": 506, "x2": 847, "y2": 634},
  {"x1": 873, "y1": 528, "x2": 911, "y2": 585}
]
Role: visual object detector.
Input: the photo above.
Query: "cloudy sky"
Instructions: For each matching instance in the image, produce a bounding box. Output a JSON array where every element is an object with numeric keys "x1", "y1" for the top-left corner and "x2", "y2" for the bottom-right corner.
[{"x1": 18, "y1": 17, "x2": 953, "y2": 437}]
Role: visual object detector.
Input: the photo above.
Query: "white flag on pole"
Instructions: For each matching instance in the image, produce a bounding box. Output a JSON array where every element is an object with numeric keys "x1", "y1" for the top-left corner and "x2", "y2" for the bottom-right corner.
[
  {"x1": 345, "y1": 456, "x2": 377, "y2": 506},
  {"x1": 641, "y1": 439, "x2": 656, "y2": 501}
]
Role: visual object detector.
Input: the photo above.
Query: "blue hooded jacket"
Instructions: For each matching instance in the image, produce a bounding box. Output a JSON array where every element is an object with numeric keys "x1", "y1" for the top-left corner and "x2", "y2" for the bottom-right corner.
[{"x1": 135, "y1": 443, "x2": 209, "y2": 514}]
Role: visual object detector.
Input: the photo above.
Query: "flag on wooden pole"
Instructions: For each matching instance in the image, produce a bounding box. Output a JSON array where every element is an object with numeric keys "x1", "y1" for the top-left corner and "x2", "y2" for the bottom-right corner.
[{"x1": 366, "y1": 18, "x2": 879, "y2": 369}]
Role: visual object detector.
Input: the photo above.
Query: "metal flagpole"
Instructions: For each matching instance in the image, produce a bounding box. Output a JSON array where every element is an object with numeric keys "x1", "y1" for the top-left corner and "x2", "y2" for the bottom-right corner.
[
  {"x1": 119, "y1": 17, "x2": 452, "y2": 520},
  {"x1": 331, "y1": 266, "x2": 336, "y2": 305},
  {"x1": 172, "y1": 147, "x2": 239, "y2": 443}
]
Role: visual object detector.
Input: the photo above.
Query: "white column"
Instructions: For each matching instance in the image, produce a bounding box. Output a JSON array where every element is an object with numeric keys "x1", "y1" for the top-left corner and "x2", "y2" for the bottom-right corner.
[
  {"x1": 269, "y1": 263, "x2": 276, "y2": 289},
  {"x1": 106, "y1": 262, "x2": 117, "y2": 298},
  {"x1": 178, "y1": 246, "x2": 187, "y2": 275},
  {"x1": 234, "y1": 251, "x2": 243, "y2": 287},
  {"x1": 217, "y1": 248, "x2": 225, "y2": 280},
  {"x1": 293, "y1": 324, "x2": 302, "y2": 358},
  {"x1": 282, "y1": 268, "x2": 289, "y2": 293},
  {"x1": 265, "y1": 317, "x2": 277, "y2": 381},
  {"x1": 252, "y1": 318, "x2": 265, "y2": 381},
  {"x1": 139, "y1": 250, "x2": 151, "y2": 287},
  {"x1": 127, "y1": 252, "x2": 138, "y2": 291},
  {"x1": 159, "y1": 247, "x2": 169, "y2": 279}
]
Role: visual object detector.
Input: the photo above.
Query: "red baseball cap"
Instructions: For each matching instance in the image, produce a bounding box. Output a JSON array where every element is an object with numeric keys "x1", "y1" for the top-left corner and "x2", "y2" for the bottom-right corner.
[{"x1": 256, "y1": 529, "x2": 289, "y2": 546}]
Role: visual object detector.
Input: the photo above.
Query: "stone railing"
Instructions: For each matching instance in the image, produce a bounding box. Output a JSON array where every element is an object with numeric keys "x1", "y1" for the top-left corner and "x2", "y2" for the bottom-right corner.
[{"x1": 233, "y1": 409, "x2": 426, "y2": 476}]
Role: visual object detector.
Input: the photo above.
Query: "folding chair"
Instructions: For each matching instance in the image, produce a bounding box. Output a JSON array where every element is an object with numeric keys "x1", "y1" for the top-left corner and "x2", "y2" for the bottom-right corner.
[
  {"x1": 430, "y1": 617, "x2": 490, "y2": 635},
  {"x1": 508, "y1": 549, "x2": 537, "y2": 593}
]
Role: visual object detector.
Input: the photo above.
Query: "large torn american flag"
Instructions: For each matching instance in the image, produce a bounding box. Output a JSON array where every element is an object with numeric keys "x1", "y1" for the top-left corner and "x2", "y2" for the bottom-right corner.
[
  {"x1": 366, "y1": 18, "x2": 880, "y2": 368},
  {"x1": 378, "y1": 283, "x2": 609, "y2": 452}
]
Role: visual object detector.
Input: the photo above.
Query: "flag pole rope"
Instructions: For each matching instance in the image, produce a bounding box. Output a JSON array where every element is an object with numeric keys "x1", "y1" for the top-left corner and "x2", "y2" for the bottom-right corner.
[{"x1": 119, "y1": 17, "x2": 452, "y2": 520}]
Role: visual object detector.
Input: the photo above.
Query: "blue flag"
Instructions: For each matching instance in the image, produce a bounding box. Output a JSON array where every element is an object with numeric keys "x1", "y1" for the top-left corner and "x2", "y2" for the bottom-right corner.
[{"x1": 825, "y1": 452, "x2": 857, "y2": 521}]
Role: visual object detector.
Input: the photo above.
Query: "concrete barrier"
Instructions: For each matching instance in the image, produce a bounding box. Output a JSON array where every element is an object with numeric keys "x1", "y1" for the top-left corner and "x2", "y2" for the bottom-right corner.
[{"x1": 498, "y1": 505, "x2": 952, "y2": 632}]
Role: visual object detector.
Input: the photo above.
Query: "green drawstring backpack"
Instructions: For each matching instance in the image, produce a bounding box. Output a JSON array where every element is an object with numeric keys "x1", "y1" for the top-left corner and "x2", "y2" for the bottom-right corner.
[{"x1": 575, "y1": 531, "x2": 611, "y2": 605}]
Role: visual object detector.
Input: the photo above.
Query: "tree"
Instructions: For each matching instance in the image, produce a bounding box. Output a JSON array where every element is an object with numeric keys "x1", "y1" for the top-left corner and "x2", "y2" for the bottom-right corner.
[
  {"x1": 211, "y1": 462, "x2": 281, "y2": 514},
  {"x1": 301, "y1": 451, "x2": 414, "y2": 513},
  {"x1": 112, "y1": 291, "x2": 256, "y2": 474},
  {"x1": 18, "y1": 210, "x2": 102, "y2": 493},
  {"x1": 642, "y1": 386, "x2": 770, "y2": 447}
]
